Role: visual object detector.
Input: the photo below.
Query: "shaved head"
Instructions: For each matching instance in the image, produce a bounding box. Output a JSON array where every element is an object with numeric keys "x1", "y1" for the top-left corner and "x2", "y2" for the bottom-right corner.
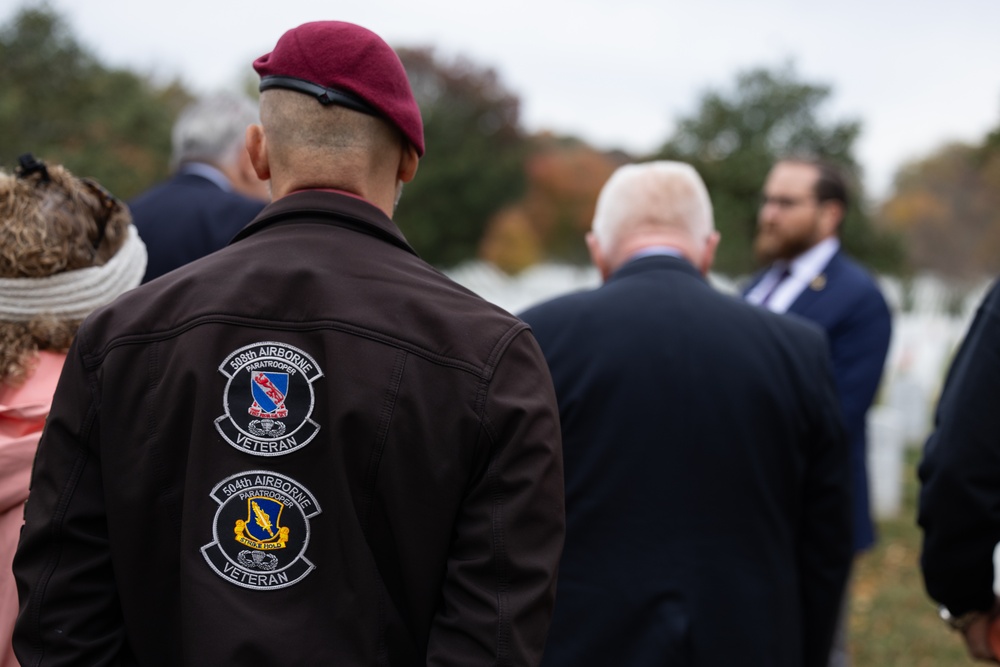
[{"x1": 259, "y1": 90, "x2": 406, "y2": 182}]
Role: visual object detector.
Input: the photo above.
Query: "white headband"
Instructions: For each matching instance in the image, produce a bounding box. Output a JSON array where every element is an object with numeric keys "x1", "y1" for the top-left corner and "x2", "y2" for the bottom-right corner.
[{"x1": 0, "y1": 225, "x2": 147, "y2": 322}]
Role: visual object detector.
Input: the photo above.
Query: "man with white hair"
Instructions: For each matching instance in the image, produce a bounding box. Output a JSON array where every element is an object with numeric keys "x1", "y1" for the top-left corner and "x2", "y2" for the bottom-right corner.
[
  {"x1": 130, "y1": 92, "x2": 268, "y2": 282},
  {"x1": 520, "y1": 161, "x2": 852, "y2": 666}
]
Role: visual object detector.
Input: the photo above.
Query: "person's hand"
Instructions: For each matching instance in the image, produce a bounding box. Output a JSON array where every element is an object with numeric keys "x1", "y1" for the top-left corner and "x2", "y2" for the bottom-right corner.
[{"x1": 961, "y1": 614, "x2": 998, "y2": 662}]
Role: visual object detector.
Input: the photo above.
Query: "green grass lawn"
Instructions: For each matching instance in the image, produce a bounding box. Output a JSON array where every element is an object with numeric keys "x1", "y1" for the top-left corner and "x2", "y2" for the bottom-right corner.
[{"x1": 851, "y1": 448, "x2": 972, "y2": 666}]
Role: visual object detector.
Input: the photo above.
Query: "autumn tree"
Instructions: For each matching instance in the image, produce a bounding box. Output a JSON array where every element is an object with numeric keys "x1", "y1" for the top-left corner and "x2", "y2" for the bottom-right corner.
[
  {"x1": 477, "y1": 206, "x2": 543, "y2": 274},
  {"x1": 880, "y1": 140, "x2": 1000, "y2": 280},
  {"x1": 478, "y1": 135, "x2": 626, "y2": 272},
  {"x1": 393, "y1": 48, "x2": 529, "y2": 267},
  {"x1": 0, "y1": 6, "x2": 192, "y2": 198},
  {"x1": 655, "y1": 64, "x2": 904, "y2": 276}
]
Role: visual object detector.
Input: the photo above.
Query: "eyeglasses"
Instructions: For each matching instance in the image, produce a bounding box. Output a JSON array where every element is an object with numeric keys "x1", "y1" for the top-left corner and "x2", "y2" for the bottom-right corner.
[{"x1": 760, "y1": 195, "x2": 817, "y2": 210}]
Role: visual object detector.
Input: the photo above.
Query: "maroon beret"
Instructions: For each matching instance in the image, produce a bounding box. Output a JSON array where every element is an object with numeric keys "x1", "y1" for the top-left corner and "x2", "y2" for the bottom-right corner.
[{"x1": 254, "y1": 21, "x2": 424, "y2": 156}]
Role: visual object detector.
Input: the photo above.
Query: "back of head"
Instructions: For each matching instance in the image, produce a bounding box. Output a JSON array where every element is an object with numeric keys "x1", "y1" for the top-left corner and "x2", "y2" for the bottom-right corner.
[
  {"x1": 591, "y1": 161, "x2": 715, "y2": 260},
  {"x1": 254, "y1": 21, "x2": 424, "y2": 156},
  {"x1": 252, "y1": 21, "x2": 424, "y2": 196},
  {"x1": 0, "y1": 156, "x2": 146, "y2": 385},
  {"x1": 258, "y1": 88, "x2": 404, "y2": 182},
  {"x1": 171, "y1": 93, "x2": 260, "y2": 171},
  {"x1": 778, "y1": 156, "x2": 850, "y2": 211}
]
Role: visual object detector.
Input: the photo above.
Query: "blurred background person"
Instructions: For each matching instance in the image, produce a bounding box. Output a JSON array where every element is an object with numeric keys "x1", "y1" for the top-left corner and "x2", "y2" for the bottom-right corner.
[
  {"x1": 0, "y1": 154, "x2": 146, "y2": 667},
  {"x1": 521, "y1": 161, "x2": 851, "y2": 666},
  {"x1": 130, "y1": 92, "x2": 268, "y2": 283},
  {"x1": 745, "y1": 157, "x2": 891, "y2": 555}
]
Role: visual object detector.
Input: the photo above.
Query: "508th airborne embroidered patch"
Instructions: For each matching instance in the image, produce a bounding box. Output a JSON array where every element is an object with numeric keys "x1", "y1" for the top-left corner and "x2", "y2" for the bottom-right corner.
[
  {"x1": 215, "y1": 342, "x2": 324, "y2": 456},
  {"x1": 201, "y1": 470, "x2": 321, "y2": 590}
]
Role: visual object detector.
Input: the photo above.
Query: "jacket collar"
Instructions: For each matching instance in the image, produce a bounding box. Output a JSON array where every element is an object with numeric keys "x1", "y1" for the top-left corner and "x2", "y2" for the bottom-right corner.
[
  {"x1": 231, "y1": 190, "x2": 418, "y2": 257},
  {"x1": 607, "y1": 253, "x2": 704, "y2": 284},
  {"x1": 176, "y1": 162, "x2": 232, "y2": 192}
]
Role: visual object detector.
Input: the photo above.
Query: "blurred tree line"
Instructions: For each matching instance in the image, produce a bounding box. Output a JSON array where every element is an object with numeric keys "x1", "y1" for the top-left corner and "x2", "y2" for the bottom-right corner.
[
  {"x1": 390, "y1": 49, "x2": 627, "y2": 270},
  {"x1": 880, "y1": 134, "x2": 1000, "y2": 281},
  {"x1": 392, "y1": 47, "x2": 529, "y2": 269},
  {"x1": 4, "y1": 5, "x2": 996, "y2": 279},
  {"x1": 654, "y1": 65, "x2": 905, "y2": 276},
  {"x1": 0, "y1": 6, "x2": 191, "y2": 199}
]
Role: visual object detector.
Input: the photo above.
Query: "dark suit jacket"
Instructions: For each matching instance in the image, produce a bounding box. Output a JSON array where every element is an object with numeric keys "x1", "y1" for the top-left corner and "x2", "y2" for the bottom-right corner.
[
  {"x1": 13, "y1": 191, "x2": 564, "y2": 665},
  {"x1": 129, "y1": 169, "x2": 266, "y2": 283},
  {"x1": 919, "y1": 278, "x2": 1000, "y2": 617},
  {"x1": 744, "y1": 250, "x2": 892, "y2": 551},
  {"x1": 520, "y1": 256, "x2": 852, "y2": 667}
]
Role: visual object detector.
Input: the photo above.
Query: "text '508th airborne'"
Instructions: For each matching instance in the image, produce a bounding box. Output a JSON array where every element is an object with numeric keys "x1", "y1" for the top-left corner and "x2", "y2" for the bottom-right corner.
[{"x1": 215, "y1": 341, "x2": 324, "y2": 457}]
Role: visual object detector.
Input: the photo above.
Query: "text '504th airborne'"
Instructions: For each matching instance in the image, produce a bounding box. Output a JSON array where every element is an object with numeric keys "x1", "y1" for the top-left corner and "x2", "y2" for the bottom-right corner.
[
  {"x1": 215, "y1": 342, "x2": 324, "y2": 456},
  {"x1": 201, "y1": 470, "x2": 322, "y2": 590}
]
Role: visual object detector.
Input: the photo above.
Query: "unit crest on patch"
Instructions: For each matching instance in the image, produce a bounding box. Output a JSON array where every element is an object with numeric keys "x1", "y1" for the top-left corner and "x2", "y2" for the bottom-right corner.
[
  {"x1": 215, "y1": 342, "x2": 323, "y2": 457},
  {"x1": 201, "y1": 470, "x2": 321, "y2": 590}
]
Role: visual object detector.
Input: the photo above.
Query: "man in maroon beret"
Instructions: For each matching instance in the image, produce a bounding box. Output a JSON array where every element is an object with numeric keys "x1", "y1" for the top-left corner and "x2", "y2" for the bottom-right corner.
[{"x1": 13, "y1": 21, "x2": 565, "y2": 667}]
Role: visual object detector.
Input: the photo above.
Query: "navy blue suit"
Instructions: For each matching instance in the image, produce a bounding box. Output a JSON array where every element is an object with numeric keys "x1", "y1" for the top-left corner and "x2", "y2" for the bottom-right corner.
[
  {"x1": 129, "y1": 170, "x2": 265, "y2": 283},
  {"x1": 744, "y1": 250, "x2": 892, "y2": 552},
  {"x1": 521, "y1": 256, "x2": 852, "y2": 667}
]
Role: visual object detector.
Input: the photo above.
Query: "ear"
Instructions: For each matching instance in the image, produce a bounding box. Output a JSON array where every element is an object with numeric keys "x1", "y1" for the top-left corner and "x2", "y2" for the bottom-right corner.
[
  {"x1": 817, "y1": 200, "x2": 843, "y2": 238},
  {"x1": 225, "y1": 146, "x2": 269, "y2": 202},
  {"x1": 586, "y1": 232, "x2": 612, "y2": 281},
  {"x1": 246, "y1": 124, "x2": 271, "y2": 181},
  {"x1": 699, "y1": 231, "x2": 721, "y2": 277},
  {"x1": 397, "y1": 142, "x2": 419, "y2": 184},
  {"x1": 236, "y1": 146, "x2": 257, "y2": 181}
]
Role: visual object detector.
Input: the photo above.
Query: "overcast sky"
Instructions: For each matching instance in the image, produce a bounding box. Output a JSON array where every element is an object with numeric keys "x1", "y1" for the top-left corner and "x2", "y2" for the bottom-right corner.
[{"x1": 5, "y1": 0, "x2": 999, "y2": 201}]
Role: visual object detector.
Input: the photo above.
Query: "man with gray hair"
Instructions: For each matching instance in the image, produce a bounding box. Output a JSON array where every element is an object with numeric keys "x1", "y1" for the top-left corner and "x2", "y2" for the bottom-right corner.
[
  {"x1": 520, "y1": 161, "x2": 852, "y2": 666},
  {"x1": 130, "y1": 92, "x2": 268, "y2": 282}
]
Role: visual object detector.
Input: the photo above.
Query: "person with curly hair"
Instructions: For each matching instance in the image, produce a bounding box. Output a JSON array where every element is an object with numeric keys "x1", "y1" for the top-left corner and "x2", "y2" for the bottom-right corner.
[{"x1": 0, "y1": 155, "x2": 145, "y2": 667}]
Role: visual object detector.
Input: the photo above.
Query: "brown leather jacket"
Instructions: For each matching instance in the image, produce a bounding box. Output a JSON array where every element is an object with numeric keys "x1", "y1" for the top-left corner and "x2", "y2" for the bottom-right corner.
[{"x1": 14, "y1": 191, "x2": 565, "y2": 666}]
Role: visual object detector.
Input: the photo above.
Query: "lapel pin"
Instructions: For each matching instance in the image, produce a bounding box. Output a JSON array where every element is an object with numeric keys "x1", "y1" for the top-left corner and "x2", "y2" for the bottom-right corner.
[{"x1": 810, "y1": 274, "x2": 827, "y2": 291}]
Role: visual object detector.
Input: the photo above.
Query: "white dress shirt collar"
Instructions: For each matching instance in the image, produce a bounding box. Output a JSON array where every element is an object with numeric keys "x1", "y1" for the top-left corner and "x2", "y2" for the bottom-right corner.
[
  {"x1": 746, "y1": 236, "x2": 840, "y2": 313},
  {"x1": 178, "y1": 162, "x2": 232, "y2": 192}
]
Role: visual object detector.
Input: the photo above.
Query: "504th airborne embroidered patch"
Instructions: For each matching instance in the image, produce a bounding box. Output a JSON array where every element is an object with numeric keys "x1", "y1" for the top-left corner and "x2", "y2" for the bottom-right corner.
[
  {"x1": 201, "y1": 470, "x2": 321, "y2": 590},
  {"x1": 215, "y1": 342, "x2": 324, "y2": 456}
]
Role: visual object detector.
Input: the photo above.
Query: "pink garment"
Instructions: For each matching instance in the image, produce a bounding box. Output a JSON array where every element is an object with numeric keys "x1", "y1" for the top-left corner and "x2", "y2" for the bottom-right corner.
[{"x1": 0, "y1": 351, "x2": 65, "y2": 667}]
